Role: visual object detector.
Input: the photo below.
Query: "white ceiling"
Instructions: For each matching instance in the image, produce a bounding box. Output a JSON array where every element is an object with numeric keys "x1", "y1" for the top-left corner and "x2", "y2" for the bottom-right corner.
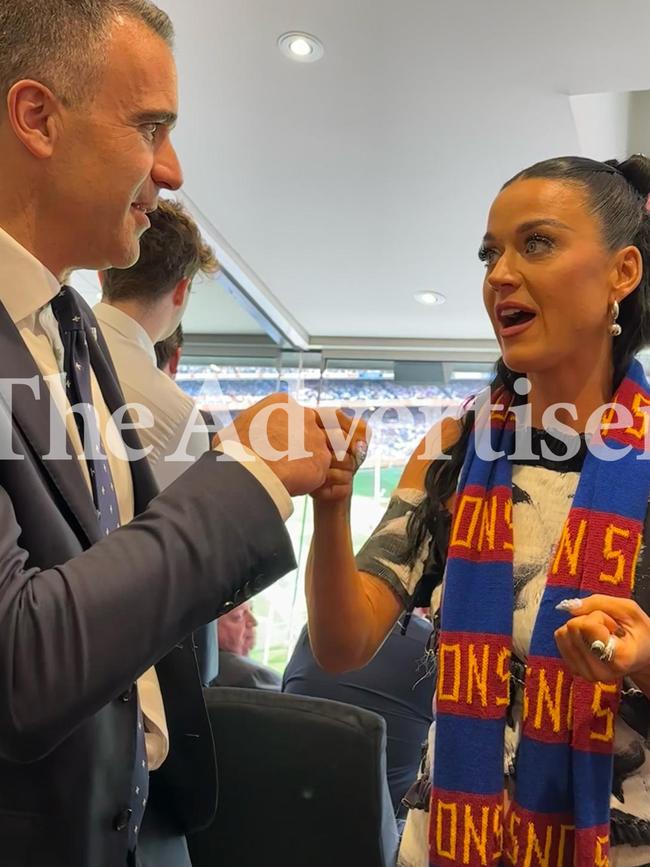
[
  {"x1": 97, "y1": 1, "x2": 650, "y2": 345},
  {"x1": 72, "y1": 269, "x2": 267, "y2": 335}
]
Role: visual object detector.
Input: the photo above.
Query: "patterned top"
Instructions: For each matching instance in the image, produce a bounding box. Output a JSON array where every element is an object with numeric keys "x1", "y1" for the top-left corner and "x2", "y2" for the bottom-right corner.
[{"x1": 355, "y1": 430, "x2": 650, "y2": 866}]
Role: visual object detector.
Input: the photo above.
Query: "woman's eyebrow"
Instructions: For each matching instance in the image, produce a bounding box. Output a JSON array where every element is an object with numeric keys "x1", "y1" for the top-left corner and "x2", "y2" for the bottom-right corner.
[
  {"x1": 482, "y1": 218, "x2": 574, "y2": 244},
  {"x1": 515, "y1": 218, "x2": 574, "y2": 234}
]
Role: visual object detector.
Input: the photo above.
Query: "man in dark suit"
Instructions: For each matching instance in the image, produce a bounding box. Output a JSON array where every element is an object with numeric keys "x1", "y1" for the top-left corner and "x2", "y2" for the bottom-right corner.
[
  {"x1": 210, "y1": 602, "x2": 283, "y2": 691},
  {"x1": 0, "y1": 2, "x2": 337, "y2": 866}
]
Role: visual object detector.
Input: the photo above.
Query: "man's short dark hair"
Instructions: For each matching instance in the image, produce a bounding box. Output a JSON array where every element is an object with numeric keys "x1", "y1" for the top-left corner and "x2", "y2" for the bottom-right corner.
[
  {"x1": 102, "y1": 199, "x2": 219, "y2": 304},
  {"x1": 0, "y1": 0, "x2": 174, "y2": 108},
  {"x1": 155, "y1": 324, "x2": 184, "y2": 371}
]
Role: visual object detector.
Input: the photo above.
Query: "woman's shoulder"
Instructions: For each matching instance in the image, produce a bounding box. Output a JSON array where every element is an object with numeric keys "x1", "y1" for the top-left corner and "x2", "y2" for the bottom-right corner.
[{"x1": 399, "y1": 414, "x2": 463, "y2": 490}]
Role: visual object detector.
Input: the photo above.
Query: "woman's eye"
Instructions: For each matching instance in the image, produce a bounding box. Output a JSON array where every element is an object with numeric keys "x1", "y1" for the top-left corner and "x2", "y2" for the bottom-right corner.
[
  {"x1": 478, "y1": 245, "x2": 499, "y2": 268},
  {"x1": 524, "y1": 234, "x2": 553, "y2": 255}
]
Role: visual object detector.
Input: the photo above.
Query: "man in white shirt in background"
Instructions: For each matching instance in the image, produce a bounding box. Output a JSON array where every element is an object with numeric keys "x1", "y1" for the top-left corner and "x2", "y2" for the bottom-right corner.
[
  {"x1": 97, "y1": 201, "x2": 220, "y2": 691},
  {"x1": 96, "y1": 199, "x2": 217, "y2": 490}
]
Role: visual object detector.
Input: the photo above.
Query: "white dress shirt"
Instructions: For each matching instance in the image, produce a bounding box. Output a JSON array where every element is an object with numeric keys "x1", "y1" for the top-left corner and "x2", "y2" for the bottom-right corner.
[{"x1": 94, "y1": 303, "x2": 209, "y2": 489}]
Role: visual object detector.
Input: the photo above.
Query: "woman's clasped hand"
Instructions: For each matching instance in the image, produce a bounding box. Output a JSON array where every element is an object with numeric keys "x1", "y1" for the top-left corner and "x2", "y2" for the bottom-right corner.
[{"x1": 555, "y1": 594, "x2": 650, "y2": 684}]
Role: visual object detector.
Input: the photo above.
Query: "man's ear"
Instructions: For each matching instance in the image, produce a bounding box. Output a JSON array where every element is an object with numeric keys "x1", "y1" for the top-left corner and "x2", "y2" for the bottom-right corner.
[
  {"x1": 168, "y1": 346, "x2": 181, "y2": 378},
  {"x1": 171, "y1": 276, "x2": 191, "y2": 308},
  {"x1": 6, "y1": 80, "x2": 62, "y2": 159}
]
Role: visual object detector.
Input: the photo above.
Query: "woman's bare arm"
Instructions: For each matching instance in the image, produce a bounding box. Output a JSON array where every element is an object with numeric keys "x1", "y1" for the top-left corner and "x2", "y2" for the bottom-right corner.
[{"x1": 306, "y1": 415, "x2": 460, "y2": 672}]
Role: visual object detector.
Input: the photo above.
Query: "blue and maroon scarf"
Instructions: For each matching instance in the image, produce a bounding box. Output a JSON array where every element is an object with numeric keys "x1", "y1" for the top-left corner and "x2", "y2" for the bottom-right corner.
[{"x1": 429, "y1": 359, "x2": 650, "y2": 866}]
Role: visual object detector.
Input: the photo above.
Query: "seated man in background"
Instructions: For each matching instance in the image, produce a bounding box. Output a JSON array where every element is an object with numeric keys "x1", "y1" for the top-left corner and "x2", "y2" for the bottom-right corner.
[
  {"x1": 155, "y1": 323, "x2": 220, "y2": 434},
  {"x1": 97, "y1": 199, "x2": 217, "y2": 488},
  {"x1": 210, "y1": 602, "x2": 282, "y2": 690},
  {"x1": 283, "y1": 613, "x2": 434, "y2": 818}
]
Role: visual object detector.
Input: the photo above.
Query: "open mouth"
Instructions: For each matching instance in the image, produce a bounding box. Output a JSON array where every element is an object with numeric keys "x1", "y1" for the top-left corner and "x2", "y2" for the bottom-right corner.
[
  {"x1": 498, "y1": 309, "x2": 536, "y2": 328},
  {"x1": 131, "y1": 203, "x2": 152, "y2": 228}
]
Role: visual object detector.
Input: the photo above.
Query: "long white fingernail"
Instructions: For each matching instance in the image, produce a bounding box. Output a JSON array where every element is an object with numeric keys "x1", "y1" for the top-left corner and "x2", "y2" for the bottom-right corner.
[
  {"x1": 353, "y1": 441, "x2": 368, "y2": 469},
  {"x1": 555, "y1": 598, "x2": 582, "y2": 612}
]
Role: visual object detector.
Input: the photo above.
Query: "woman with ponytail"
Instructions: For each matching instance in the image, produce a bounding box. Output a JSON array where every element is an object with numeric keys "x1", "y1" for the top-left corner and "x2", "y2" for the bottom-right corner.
[{"x1": 307, "y1": 155, "x2": 650, "y2": 865}]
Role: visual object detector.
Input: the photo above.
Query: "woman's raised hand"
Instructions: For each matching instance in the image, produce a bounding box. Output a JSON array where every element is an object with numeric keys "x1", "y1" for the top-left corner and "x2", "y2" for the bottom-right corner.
[
  {"x1": 555, "y1": 594, "x2": 650, "y2": 684},
  {"x1": 311, "y1": 409, "x2": 370, "y2": 503}
]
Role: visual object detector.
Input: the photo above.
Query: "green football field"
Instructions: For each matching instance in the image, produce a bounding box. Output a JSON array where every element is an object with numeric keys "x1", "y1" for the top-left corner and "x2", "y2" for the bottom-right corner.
[{"x1": 352, "y1": 465, "x2": 402, "y2": 498}]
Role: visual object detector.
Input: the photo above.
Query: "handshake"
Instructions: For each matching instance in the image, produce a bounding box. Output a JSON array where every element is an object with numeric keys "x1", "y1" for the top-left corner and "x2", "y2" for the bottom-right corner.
[{"x1": 212, "y1": 393, "x2": 370, "y2": 498}]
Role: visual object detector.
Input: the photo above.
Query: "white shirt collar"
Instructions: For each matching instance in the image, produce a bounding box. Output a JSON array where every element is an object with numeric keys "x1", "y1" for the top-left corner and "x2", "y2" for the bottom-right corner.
[
  {"x1": 93, "y1": 302, "x2": 157, "y2": 365},
  {"x1": 0, "y1": 226, "x2": 62, "y2": 323}
]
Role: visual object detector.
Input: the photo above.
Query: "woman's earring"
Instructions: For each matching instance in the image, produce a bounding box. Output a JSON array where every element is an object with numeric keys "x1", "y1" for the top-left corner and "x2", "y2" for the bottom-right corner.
[{"x1": 609, "y1": 299, "x2": 622, "y2": 337}]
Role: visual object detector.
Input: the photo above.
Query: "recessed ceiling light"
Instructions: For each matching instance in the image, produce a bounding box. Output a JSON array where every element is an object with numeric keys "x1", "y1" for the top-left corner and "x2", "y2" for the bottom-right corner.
[
  {"x1": 290, "y1": 37, "x2": 312, "y2": 56},
  {"x1": 278, "y1": 32, "x2": 325, "y2": 63},
  {"x1": 414, "y1": 291, "x2": 446, "y2": 306}
]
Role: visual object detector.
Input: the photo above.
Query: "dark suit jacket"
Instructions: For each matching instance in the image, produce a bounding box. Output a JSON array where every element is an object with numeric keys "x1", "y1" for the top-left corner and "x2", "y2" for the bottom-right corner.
[
  {"x1": 0, "y1": 293, "x2": 295, "y2": 867},
  {"x1": 283, "y1": 618, "x2": 434, "y2": 816},
  {"x1": 210, "y1": 650, "x2": 282, "y2": 690}
]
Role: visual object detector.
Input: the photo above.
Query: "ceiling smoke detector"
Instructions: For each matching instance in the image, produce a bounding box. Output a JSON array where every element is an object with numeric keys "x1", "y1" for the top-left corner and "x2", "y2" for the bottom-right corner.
[{"x1": 278, "y1": 32, "x2": 325, "y2": 63}]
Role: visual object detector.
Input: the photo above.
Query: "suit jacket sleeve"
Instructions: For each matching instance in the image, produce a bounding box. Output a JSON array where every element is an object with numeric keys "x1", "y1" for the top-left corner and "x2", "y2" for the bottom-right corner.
[{"x1": 0, "y1": 452, "x2": 295, "y2": 761}]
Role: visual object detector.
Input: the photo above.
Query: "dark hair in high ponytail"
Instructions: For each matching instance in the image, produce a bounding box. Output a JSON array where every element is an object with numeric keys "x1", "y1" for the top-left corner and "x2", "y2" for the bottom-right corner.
[{"x1": 408, "y1": 154, "x2": 650, "y2": 562}]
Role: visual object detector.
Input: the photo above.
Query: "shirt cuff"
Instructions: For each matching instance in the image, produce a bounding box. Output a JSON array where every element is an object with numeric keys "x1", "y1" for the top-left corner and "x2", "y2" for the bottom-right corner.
[
  {"x1": 137, "y1": 667, "x2": 169, "y2": 772},
  {"x1": 217, "y1": 440, "x2": 294, "y2": 522}
]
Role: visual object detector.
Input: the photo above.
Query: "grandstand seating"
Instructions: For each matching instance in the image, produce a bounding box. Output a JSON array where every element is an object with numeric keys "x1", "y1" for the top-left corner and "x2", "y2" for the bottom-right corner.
[{"x1": 178, "y1": 369, "x2": 479, "y2": 462}]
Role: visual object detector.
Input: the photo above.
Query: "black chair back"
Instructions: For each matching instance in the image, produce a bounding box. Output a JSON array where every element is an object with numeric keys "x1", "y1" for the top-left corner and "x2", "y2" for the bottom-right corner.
[{"x1": 188, "y1": 687, "x2": 399, "y2": 867}]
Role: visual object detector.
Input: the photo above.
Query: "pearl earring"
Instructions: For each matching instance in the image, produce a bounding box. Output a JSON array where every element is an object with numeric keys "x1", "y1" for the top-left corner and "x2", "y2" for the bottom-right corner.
[{"x1": 609, "y1": 300, "x2": 622, "y2": 337}]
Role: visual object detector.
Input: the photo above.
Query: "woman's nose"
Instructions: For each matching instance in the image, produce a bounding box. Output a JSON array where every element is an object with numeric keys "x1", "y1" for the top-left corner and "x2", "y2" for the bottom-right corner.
[{"x1": 486, "y1": 250, "x2": 521, "y2": 292}]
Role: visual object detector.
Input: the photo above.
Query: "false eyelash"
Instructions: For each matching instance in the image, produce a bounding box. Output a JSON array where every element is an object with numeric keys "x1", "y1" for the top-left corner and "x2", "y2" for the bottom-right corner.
[
  {"x1": 524, "y1": 232, "x2": 554, "y2": 252},
  {"x1": 477, "y1": 245, "x2": 494, "y2": 262}
]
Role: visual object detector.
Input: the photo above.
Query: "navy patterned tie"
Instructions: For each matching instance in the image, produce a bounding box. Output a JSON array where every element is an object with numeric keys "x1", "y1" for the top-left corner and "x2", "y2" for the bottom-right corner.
[
  {"x1": 50, "y1": 286, "x2": 121, "y2": 537},
  {"x1": 50, "y1": 286, "x2": 148, "y2": 849},
  {"x1": 128, "y1": 699, "x2": 149, "y2": 851}
]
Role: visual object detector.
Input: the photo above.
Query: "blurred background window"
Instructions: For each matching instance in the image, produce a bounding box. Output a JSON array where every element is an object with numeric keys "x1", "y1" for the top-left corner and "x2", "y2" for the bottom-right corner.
[{"x1": 177, "y1": 356, "x2": 494, "y2": 672}]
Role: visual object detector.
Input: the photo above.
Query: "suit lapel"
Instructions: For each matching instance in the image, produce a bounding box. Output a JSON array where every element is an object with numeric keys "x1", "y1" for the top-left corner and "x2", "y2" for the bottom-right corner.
[{"x1": 0, "y1": 302, "x2": 101, "y2": 544}]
